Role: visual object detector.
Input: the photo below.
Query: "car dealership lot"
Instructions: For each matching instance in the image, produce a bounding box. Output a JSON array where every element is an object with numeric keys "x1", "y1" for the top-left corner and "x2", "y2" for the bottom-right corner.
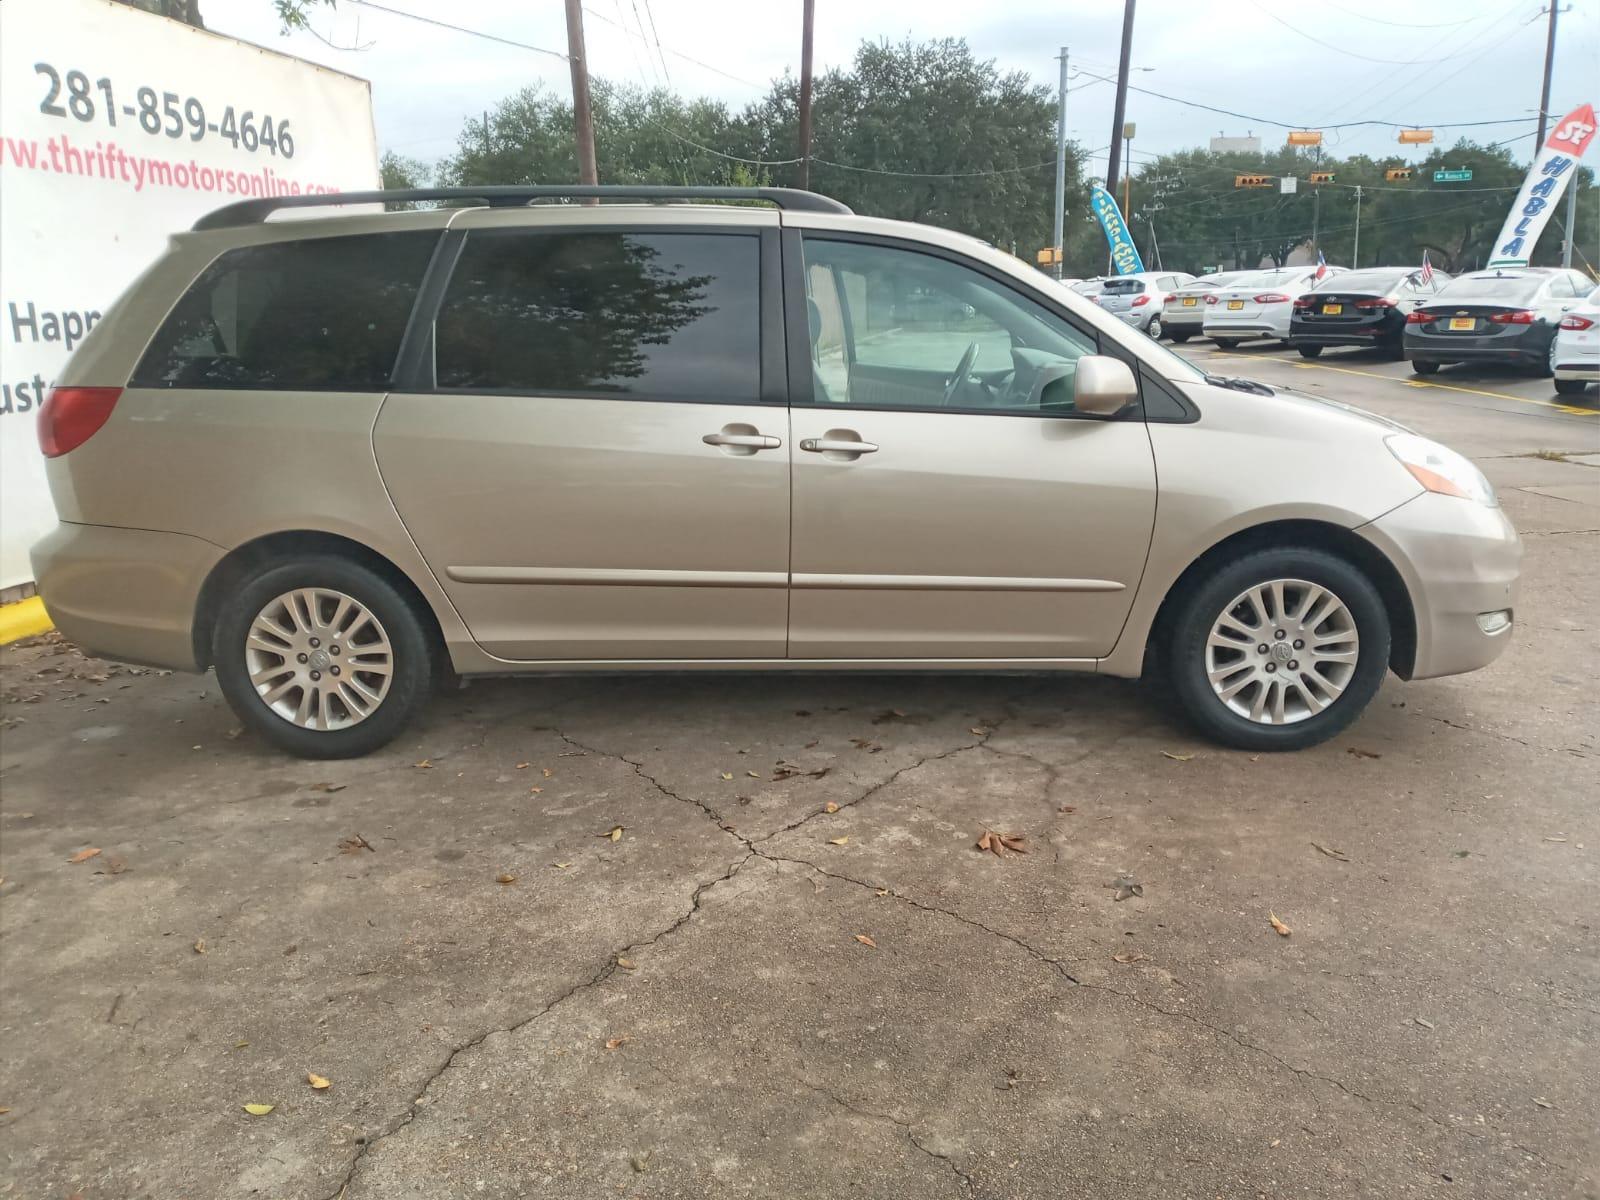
[{"x1": 1, "y1": 343, "x2": 1596, "y2": 1200}]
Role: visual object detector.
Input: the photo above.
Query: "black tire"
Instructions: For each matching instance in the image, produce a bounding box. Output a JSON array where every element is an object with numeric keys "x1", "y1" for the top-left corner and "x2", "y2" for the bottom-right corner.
[
  {"x1": 214, "y1": 556, "x2": 434, "y2": 759},
  {"x1": 1411, "y1": 359, "x2": 1440, "y2": 376},
  {"x1": 1554, "y1": 377, "x2": 1590, "y2": 396},
  {"x1": 1169, "y1": 331, "x2": 1192, "y2": 344},
  {"x1": 1167, "y1": 547, "x2": 1390, "y2": 752},
  {"x1": 1383, "y1": 338, "x2": 1405, "y2": 361},
  {"x1": 1297, "y1": 344, "x2": 1324, "y2": 359},
  {"x1": 1213, "y1": 338, "x2": 1243, "y2": 350}
]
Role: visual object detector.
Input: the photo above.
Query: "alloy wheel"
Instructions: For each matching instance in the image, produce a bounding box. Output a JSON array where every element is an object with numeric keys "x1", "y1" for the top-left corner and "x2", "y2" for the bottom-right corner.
[
  {"x1": 1148, "y1": 316, "x2": 1164, "y2": 339},
  {"x1": 245, "y1": 588, "x2": 394, "y2": 730},
  {"x1": 1204, "y1": 578, "x2": 1359, "y2": 725}
]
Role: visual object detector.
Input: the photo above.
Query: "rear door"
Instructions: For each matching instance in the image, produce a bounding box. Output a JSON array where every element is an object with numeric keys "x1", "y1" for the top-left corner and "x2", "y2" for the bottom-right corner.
[
  {"x1": 786, "y1": 232, "x2": 1156, "y2": 660},
  {"x1": 374, "y1": 211, "x2": 791, "y2": 661}
]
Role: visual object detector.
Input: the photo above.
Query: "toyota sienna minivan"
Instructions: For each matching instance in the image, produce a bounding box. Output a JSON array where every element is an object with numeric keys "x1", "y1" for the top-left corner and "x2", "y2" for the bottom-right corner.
[{"x1": 31, "y1": 185, "x2": 1521, "y2": 758}]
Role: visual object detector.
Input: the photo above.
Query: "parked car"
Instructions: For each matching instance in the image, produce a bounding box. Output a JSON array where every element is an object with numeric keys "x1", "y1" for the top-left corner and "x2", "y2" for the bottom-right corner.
[
  {"x1": 1095, "y1": 271, "x2": 1197, "y2": 339},
  {"x1": 32, "y1": 184, "x2": 1520, "y2": 759},
  {"x1": 1290, "y1": 267, "x2": 1451, "y2": 360},
  {"x1": 1066, "y1": 277, "x2": 1107, "y2": 300},
  {"x1": 1551, "y1": 282, "x2": 1600, "y2": 398},
  {"x1": 1163, "y1": 271, "x2": 1249, "y2": 343},
  {"x1": 1204, "y1": 265, "x2": 1345, "y2": 347},
  {"x1": 1404, "y1": 267, "x2": 1595, "y2": 376}
]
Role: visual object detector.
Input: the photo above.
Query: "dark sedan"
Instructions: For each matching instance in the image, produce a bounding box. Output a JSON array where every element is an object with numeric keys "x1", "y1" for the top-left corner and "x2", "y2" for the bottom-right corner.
[
  {"x1": 1404, "y1": 268, "x2": 1595, "y2": 376},
  {"x1": 1289, "y1": 267, "x2": 1449, "y2": 359}
]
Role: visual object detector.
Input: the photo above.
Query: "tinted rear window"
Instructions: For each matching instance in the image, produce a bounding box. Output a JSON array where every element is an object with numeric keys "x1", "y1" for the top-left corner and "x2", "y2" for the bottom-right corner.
[
  {"x1": 1313, "y1": 269, "x2": 1408, "y2": 293},
  {"x1": 434, "y1": 230, "x2": 760, "y2": 400},
  {"x1": 1102, "y1": 279, "x2": 1145, "y2": 294},
  {"x1": 131, "y1": 232, "x2": 438, "y2": 390},
  {"x1": 1437, "y1": 274, "x2": 1546, "y2": 303}
]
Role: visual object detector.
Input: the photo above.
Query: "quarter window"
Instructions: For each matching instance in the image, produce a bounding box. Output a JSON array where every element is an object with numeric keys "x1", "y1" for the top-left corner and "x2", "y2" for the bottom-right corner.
[
  {"x1": 131, "y1": 232, "x2": 438, "y2": 390},
  {"x1": 801, "y1": 237, "x2": 1095, "y2": 413},
  {"x1": 434, "y1": 230, "x2": 760, "y2": 400}
]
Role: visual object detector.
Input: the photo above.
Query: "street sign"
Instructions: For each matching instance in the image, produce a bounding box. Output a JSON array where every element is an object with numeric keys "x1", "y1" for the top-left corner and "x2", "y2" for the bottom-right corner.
[
  {"x1": 1433, "y1": 169, "x2": 1474, "y2": 182},
  {"x1": 1280, "y1": 176, "x2": 1299, "y2": 194}
]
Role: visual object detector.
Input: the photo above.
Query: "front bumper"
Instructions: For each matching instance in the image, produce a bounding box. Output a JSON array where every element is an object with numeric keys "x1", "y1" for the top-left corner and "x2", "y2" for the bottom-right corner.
[
  {"x1": 31, "y1": 522, "x2": 222, "y2": 671},
  {"x1": 1357, "y1": 493, "x2": 1522, "y2": 681}
]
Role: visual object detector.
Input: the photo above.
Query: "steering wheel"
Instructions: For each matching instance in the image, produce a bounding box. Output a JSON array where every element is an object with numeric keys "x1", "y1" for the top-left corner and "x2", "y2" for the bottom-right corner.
[{"x1": 942, "y1": 341, "x2": 980, "y2": 406}]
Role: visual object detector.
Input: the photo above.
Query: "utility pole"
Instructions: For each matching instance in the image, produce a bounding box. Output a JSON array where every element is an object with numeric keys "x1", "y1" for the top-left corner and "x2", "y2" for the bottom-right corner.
[
  {"x1": 1123, "y1": 131, "x2": 1132, "y2": 222},
  {"x1": 1560, "y1": 168, "x2": 1579, "y2": 267},
  {"x1": 1311, "y1": 188, "x2": 1320, "y2": 252},
  {"x1": 1052, "y1": 47, "x2": 1069, "y2": 280},
  {"x1": 563, "y1": 0, "x2": 598, "y2": 187},
  {"x1": 1535, "y1": 2, "x2": 1561, "y2": 149},
  {"x1": 1147, "y1": 216, "x2": 1162, "y2": 271},
  {"x1": 1352, "y1": 184, "x2": 1363, "y2": 269},
  {"x1": 1104, "y1": 0, "x2": 1136, "y2": 204},
  {"x1": 798, "y1": 0, "x2": 816, "y2": 190}
]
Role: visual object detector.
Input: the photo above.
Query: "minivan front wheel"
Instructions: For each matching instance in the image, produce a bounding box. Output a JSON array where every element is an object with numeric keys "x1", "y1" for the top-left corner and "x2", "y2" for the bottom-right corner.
[
  {"x1": 215, "y1": 557, "x2": 432, "y2": 758},
  {"x1": 1168, "y1": 548, "x2": 1390, "y2": 751}
]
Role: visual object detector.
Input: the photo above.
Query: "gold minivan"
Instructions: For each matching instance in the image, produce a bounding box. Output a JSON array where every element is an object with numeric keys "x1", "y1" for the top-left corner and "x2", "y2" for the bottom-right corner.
[{"x1": 31, "y1": 186, "x2": 1521, "y2": 758}]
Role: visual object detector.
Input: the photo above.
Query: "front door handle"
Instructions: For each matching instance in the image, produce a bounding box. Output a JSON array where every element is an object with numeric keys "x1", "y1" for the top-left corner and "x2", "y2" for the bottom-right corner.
[
  {"x1": 800, "y1": 435, "x2": 879, "y2": 457},
  {"x1": 703, "y1": 424, "x2": 781, "y2": 456}
]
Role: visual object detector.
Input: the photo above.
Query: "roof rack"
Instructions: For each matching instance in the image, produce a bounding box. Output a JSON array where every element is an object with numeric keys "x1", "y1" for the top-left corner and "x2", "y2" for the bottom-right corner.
[{"x1": 192, "y1": 184, "x2": 852, "y2": 231}]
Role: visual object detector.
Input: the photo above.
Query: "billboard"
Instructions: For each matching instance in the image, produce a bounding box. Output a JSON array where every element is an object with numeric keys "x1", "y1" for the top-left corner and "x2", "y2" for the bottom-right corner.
[
  {"x1": 0, "y1": 0, "x2": 382, "y2": 588},
  {"x1": 1487, "y1": 102, "x2": 1596, "y2": 267}
]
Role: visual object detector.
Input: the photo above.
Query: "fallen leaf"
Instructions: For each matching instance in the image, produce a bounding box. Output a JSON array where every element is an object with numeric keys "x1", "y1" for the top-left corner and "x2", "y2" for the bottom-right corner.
[
  {"x1": 1453, "y1": 849, "x2": 1472, "y2": 858},
  {"x1": 495, "y1": 874, "x2": 518, "y2": 885},
  {"x1": 1112, "y1": 952, "x2": 1148, "y2": 964},
  {"x1": 542, "y1": 767, "x2": 554, "y2": 778},
  {"x1": 804, "y1": 740, "x2": 819, "y2": 749},
  {"x1": 874, "y1": 888, "x2": 890, "y2": 897},
  {"x1": 242, "y1": 1103, "x2": 274, "y2": 1116},
  {"x1": 310, "y1": 782, "x2": 346, "y2": 793},
  {"x1": 307, "y1": 1073, "x2": 331, "y2": 1090},
  {"x1": 414, "y1": 759, "x2": 432, "y2": 769},
  {"x1": 516, "y1": 762, "x2": 530, "y2": 769},
  {"x1": 225, "y1": 726, "x2": 244, "y2": 741},
  {"x1": 338, "y1": 833, "x2": 374, "y2": 855},
  {"x1": 1310, "y1": 842, "x2": 1349, "y2": 862},
  {"x1": 853, "y1": 934, "x2": 877, "y2": 949},
  {"x1": 1269, "y1": 912, "x2": 1292, "y2": 937},
  {"x1": 975, "y1": 830, "x2": 1028, "y2": 857},
  {"x1": 193, "y1": 938, "x2": 207, "y2": 954},
  {"x1": 552, "y1": 861, "x2": 572, "y2": 869},
  {"x1": 1270, "y1": 1138, "x2": 1281, "y2": 1148},
  {"x1": 1058, "y1": 805, "x2": 1076, "y2": 814},
  {"x1": 746, "y1": 770, "x2": 760, "y2": 778},
  {"x1": 604, "y1": 1035, "x2": 631, "y2": 1050},
  {"x1": 234, "y1": 1040, "x2": 249, "y2": 1049},
  {"x1": 828, "y1": 836, "x2": 850, "y2": 846},
  {"x1": 824, "y1": 801, "x2": 840, "y2": 814},
  {"x1": 67, "y1": 847, "x2": 102, "y2": 864},
  {"x1": 1161, "y1": 751, "x2": 1194, "y2": 762},
  {"x1": 631, "y1": 1151, "x2": 652, "y2": 1173},
  {"x1": 720, "y1": 772, "x2": 734, "y2": 781},
  {"x1": 1107, "y1": 876, "x2": 1143, "y2": 901},
  {"x1": 969, "y1": 726, "x2": 989, "y2": 736},
  {"x1": 849, "y1": 738, "x2": 882, "y2": 753},
  {"x1": 1543, "y1": 835, "x2": 1568, "y2": 843},
  {"x1": 608, "y1": 825, "x2": 624, "y2": 842},
  {"x1": 1533, "y1": 1097, "x2": 1555, "y2": 1109},
  {"x1": 0, "y1": 1107, "x2": 10, "y2": 1115},
  {"x1": 1413, "y1": 1017, "x2": 1434, "y2": 1029},
  {"x1": 528, "y1": 786, "x2": 542, "y2": 794},
  {"x1": 1346, "y1": 747, "x2": 1382, "y2": 760},
  {"x1": 616, "y1": 957, "x2": 637, "y2": 970},
  {"x1": 872, "y1": 708, "x2": 909, "y2": 724}
]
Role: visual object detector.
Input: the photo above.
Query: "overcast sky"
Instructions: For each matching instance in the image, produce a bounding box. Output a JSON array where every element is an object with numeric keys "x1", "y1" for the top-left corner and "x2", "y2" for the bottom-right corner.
[{"x1": 205, "y1": 0, "x2": 1599, "y2": 175}]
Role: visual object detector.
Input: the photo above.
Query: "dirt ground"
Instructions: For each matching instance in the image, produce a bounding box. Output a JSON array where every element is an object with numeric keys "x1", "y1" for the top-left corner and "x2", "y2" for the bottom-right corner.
[{"x1": 1, "y1": 346, "x2": 1596, "y2": 1200}]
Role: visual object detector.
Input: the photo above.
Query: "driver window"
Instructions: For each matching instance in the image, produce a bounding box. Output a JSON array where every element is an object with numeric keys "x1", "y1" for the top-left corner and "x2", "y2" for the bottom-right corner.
[{"x1": 801, "y1": 236, "x2": 1095, "y2": 413}]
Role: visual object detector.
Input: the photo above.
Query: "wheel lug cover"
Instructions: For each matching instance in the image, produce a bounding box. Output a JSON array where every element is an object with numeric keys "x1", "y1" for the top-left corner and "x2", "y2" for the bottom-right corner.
[
  {"x1": 1274, "y1": 629, "x2": 1286, "y2": 639},
  {"x1": 1289, "y1": 660, "x2": 1299, "y2": 670},
  {"x1": 1265, "y1": 663, "x2": 1276, "y2": 672},
  {"x1": 331, "y1": 666, "x2": 340, "y2": 676},
  {"x1": 309, "y1": 637, "x2": 321, "y2": 648},
  {"x1": 310, "y1": 670, "x2": 321, "y2": 681},
  {"x1": 1257, "y1": 644, "x2": 1268, "y2": 654},
  {"x1": 1294, "y1": 639, "x2": 1304, "y2": 649},
  {"x1": 297, "y1": 653, "x2": 308, "y2": 664}
]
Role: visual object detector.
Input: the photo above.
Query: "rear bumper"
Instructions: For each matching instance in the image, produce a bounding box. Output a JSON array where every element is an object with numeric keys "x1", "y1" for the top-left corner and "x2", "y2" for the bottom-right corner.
[
  {"x1": 1554, "y1": 363, "x2": 1600, "y2": 381},
  {"x1": 1203, "y1": 318, "x2": 1288, "y2": 340},
  {"x1": 1404, "y1": 330, "x2": 1545, "y2": 364},
  {"x1": 30, "y1": 522, "x2": 221, "y2": 671},
  {"x1": 1357, "y1": 493, "x2": 1521, "y2": 681},
  {"x1": 1290, "y1": 331, "x2": 1389, "y2": 348}
]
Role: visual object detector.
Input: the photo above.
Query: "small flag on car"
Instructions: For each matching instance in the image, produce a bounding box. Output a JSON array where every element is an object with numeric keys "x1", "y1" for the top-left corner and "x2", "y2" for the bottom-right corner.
[
  {"x1": 1313, "y1": 250, "x2": 1328, "y2": 281},
  {"x1": 1419, "y1": 249, "x2": 1434, "y2": 286}
]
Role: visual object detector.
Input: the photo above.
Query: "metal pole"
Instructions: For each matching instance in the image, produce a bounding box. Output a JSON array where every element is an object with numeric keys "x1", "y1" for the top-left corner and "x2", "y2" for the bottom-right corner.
[
  {"x1": 1311, "y1": 187, "x2": 1320, "y2": 253},
  {"x1": 1104, "y1": 0, "x2": 1135, "y2": 203},
  {"x1": 1352, "y1": 184, "x2": 1362, "y2": 269},
  {"x1": 1147, "y1": 216, "x2": 1162, "y2": 271},
  {"x1": 563, "y1": 0, "x2": 598, "y2": 187},
  {"x1": 1124, "y1": 136, "x2": 1132, "y2": 224},
  {"x1": 1561, "y1": 170, "x2": 1578, "y2": 268},
  {"x1": 1536, "y1": 3, "x2": 1559, "y2": 149},
  {"x1": 1052, "y1": 47, "x2": 1068, "y2": 280},
  {"x1": 798, "y1": 0, "x2": 815, "y2": 191}
]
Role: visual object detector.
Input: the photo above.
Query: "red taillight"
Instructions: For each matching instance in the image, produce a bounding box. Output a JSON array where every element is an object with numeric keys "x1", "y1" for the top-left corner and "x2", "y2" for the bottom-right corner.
[
  {"x1": 1355, "y1": 297, "x2": 1396, "y2": 309},
  {"x1": 1255, "y1": 293, "x2": 1290, "y2": 303},
  {"x1": 1164, "y1": 294, "x2": 1180, "y2": 304},
  {"x1": 1131, "y1": 294, "x2": 1151, "y2": 307},
  {"x1": 1488, "y1": 310, "x2": 1535, "y2": 325},
  {"x1": 1292, "y1": 296, "x2": 1314, "y2": 311},
  {"x1": 1205, "y1": 294, "x2": 1220, "y2": 305},
  {"x1": 38, "y1": 387, "x2": 122, "y2": 458},
  {"x1": 1560, "y1": 314, "x2": 1596, "y2": 330},
  {"x1": 1406, "y1": 310, "x2": 1434, "y2": 324}
]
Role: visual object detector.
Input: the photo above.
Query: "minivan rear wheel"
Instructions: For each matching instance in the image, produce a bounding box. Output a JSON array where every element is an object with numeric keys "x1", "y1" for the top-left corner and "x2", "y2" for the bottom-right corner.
[
  {"x1": 214, "y1": 557, "x2": 432, "y2": 758},
  {"x1": 1168, "y1": 547, "x2": 1389, "y2": 751}
]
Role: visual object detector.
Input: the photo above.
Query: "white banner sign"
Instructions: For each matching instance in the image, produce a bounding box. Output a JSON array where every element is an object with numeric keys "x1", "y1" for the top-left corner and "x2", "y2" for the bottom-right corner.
[
  {"x1": 0, "y1": 0, "x2": 381, "y2": 588},
  {"x1": 1487, "y1": 101, "x2": 1596, "y2": 267}
]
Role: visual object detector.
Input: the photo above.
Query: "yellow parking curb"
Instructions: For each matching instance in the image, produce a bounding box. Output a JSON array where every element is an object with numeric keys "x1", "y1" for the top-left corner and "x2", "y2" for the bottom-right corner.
[{"x1": 0, "y1": 596, "x2": 53, "y2": 645}]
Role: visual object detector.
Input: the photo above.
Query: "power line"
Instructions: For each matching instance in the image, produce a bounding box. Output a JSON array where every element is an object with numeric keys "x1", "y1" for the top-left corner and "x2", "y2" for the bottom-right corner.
[
  {"x1": 580, "y1": 4, "x2": 765, "y2": 89},
  {"x1": 638, "y1": 0, "x2": 671, "y2": 87},
  {"x1": 1250, "y1": 1, "x2": 1495, "y2": 64},
  {"x1": 345, "y1": 0, "x2": 569, "y2": 60},
  {"x1": 1320, "y1": 2, "x2": 1476, "y2": 29}
]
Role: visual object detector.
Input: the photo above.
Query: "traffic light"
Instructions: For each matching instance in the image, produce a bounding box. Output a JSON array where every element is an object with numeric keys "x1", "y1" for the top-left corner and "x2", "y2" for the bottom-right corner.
[
  {"x1": 1234, "y1": 174, "x2": 1272, "y2": 188},
  {"x1": 1385, "y1": 168, "x2": 1413, "y2": 182},
  {"x1": 1036, "y1": 246, "x2": 1062, "y2": 266},
  {"x1": 1309, "y1": 171, "x2": 1336, "y2": 184}
]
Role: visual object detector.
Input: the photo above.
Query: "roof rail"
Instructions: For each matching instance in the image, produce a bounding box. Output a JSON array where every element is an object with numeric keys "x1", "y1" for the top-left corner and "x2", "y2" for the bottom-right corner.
[{"x1": 192, "y1": 185, "x2": 852, "y2": 230}]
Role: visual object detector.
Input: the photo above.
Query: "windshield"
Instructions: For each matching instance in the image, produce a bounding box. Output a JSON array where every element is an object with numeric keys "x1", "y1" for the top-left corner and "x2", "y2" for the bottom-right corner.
[
  {"x1": 1435, "y1": 274, "x2": 1546, "y2": 303},
  {"x1": 1313, "y1": 269, "x2": 1408, "y2": 293}
]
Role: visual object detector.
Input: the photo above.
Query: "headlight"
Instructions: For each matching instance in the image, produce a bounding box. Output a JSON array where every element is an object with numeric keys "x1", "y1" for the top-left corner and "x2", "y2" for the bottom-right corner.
[{"x1": 1386, "y1": 433, "x2": 1497, "y2": 506}]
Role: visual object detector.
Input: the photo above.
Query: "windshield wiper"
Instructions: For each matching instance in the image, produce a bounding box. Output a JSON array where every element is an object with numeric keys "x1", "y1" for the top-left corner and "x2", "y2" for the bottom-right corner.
[{"x1": 1204, "y1": 373, "x2": 1275, "y2": 397}]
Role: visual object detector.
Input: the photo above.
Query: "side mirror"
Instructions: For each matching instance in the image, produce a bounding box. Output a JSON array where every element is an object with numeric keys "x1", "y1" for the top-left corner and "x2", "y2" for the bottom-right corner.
[{"x1": 1070, "y1": 354, "x2": 1139, "y2": 417}]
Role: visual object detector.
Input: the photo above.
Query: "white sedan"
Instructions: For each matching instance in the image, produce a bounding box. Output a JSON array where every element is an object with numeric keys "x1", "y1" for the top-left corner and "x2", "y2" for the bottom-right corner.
[
  {"x1": 1553, "y1": 283, "x2": 1600, "y2": 398},
  {"x1": 1204, "y1": 265, "x2": 1345, "y2": 347},
  {"x1": 1163, "y1": 271, "x2": 1250, "y2": 343}
]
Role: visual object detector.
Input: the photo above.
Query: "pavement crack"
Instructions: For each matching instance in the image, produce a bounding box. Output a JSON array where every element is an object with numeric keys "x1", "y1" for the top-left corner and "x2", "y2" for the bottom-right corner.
[
  {"x1": 319, "y1": 849, "x2": 753, "y2": 1200},
  {"x1": 1411, "y1": 710, "x2": 1591, "y2": 757},
  {"x1": 794, "y1": 1077, "x2": 975, "y2": 1197}
]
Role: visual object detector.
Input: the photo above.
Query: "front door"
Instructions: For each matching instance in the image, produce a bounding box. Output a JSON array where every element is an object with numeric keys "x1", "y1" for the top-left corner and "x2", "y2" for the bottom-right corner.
[
  {"x1": 375, "y1": 219, "x2": 790, "y2": 661},
  {"x1": 788, "y1": 234, "x2": 1156, "y2": 660}
]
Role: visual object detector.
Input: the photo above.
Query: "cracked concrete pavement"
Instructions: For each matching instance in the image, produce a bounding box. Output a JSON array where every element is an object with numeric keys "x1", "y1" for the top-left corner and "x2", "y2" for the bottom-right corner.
[{"x1": 1, "y1": 348, "x2": 1596, "y2": 1199}]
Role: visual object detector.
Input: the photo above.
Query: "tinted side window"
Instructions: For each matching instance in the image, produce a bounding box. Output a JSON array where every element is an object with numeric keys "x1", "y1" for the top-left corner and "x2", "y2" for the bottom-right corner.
[
  {"x1": 434, "y1": 230, "x2": 760, "y2": 401},
  {"x1": 132, "y1": 232, "x2": 438, "y2": 390}
]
